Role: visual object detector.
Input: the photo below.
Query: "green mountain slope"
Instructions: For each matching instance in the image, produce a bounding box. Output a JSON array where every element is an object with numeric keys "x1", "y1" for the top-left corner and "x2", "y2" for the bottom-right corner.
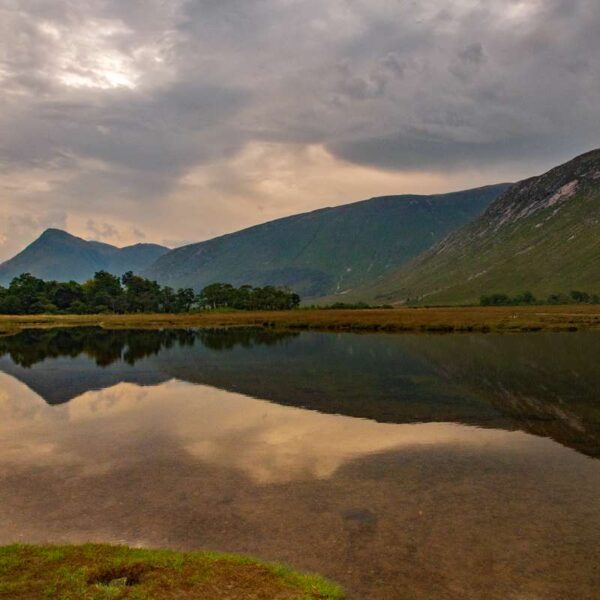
[
  {"x1": 359, "y1": 149, "x2": 600, "y2": 305},
  {"x1": 0, "y1": 229, "x2": 169, "y2": 285},
  {"x1": 145, "y1": 185, "x2": 508, "y2": 299}
]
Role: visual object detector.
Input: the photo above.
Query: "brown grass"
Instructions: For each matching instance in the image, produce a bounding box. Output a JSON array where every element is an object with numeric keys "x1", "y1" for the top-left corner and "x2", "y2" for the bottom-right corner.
[{"x1": 1, "y1": 305, "x2": 600, "y2": 336}]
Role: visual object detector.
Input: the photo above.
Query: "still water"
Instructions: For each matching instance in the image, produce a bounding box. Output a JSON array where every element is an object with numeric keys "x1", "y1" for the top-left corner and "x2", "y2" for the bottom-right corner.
[{"x1": 0, "y1": 328, "x2": 599, "y2": 599}]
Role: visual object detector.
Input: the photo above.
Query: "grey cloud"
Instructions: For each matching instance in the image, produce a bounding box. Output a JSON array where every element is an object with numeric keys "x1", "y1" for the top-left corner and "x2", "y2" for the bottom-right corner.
[
  {"x1": 335, "y1": 60, "x2": 388, "y2": 101},
  {"x1": 86, "y1": 220, "x2": 121, "y2": 241},
  {"x1": 8, "y1": 211, "x2": 68, "y2": 234},
  {"x1": 0, "y1": 0, "x2": 599, "y2": 258},
  {"x1": 459, "y1": 43, "x2": 485, "y2": 65},
  {"x1": 0, "y1": 211, "x2": 68, "y2": 260},
  {"x1": 381, "y1": 53, "x2": 407, "y2": 78},
  {"x1": 329, "y1": 129, "x2": 598, "y2": 173},
  {"x1": 324, "y1": 0, "x2": 600, "y2": 170}
]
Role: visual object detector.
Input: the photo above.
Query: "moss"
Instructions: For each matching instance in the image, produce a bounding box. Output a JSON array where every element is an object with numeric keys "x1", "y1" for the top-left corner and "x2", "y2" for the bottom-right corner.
[{"x1": 0, "y1": 544, "x2": 345, "y2": 600}]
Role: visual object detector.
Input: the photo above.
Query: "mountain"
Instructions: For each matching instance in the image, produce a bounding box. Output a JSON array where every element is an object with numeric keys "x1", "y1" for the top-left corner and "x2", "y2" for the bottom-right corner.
[
  {"x1": 144, "y1": 185, "x2": 509, "y2": 299},
  {"x1": 358, "y1": 149, "x2": 600, "y2": 305},
  {"x1": 0, "y1": 229, "x2": 169, "y2": 286}
]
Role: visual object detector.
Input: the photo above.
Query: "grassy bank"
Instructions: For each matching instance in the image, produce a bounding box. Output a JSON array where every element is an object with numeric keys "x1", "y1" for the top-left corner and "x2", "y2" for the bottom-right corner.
[
  {"x1": 0, "y1": 544, "x2": 344, "y2": 600},
  {"x1": 1, "y1": 305, "x2": 600, "y2": 336}
]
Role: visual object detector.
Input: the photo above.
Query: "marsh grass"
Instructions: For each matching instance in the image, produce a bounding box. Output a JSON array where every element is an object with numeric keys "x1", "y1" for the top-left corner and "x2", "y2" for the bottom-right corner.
[
  {"x1": 1, "y1": 305, "x2": 600, "y2": 336},
  {"x1": 0, "y1": 544, "x2": 345, "y2": 600}
]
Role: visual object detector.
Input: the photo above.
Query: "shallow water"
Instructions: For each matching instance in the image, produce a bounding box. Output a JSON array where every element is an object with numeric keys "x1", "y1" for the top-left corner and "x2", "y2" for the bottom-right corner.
[{"x1": 1, "y1": 328, "x2": 599, "y2": 599}]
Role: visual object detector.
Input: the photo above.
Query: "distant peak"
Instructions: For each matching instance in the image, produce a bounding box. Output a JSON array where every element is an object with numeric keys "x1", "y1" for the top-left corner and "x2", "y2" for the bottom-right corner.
[{"x1": 39, "y1": 228, "x2": 73, "y2": 239}]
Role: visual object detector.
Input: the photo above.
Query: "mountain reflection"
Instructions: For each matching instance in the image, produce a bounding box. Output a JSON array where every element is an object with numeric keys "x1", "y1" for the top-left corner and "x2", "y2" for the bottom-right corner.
[{"x1": 0, "y1": 328, "x2": 599, "y2": 457}]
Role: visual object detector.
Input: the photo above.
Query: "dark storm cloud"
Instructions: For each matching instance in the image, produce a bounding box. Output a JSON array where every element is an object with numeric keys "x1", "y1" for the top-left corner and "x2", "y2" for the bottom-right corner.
[
  {"x1": 325, "y1": 0, "x2": 600, "y2": 170},
  {"x1": 330, "y1": 131, "x2": 598, "y2": 172},
  {"x1": 2, "y1": 0, "x2": 599, "y2": 177},
  {"x1": 0, "y1": 0, "x2": 599, "y2": 256}
]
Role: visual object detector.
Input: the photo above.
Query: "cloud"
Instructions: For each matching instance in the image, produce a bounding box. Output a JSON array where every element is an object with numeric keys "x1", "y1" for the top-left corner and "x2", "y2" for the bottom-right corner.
[
  {"x1": 131, "y1": 228, "x2": 146, "y2": 240},
  {"x1": 86, "y1": 220, "x2": 121, "y2": 241},
  {"x1": 0, "y1": 207, "x2": 67, "y2": 259},
  {"x1": 152, "y1": 141, "x2": 516, "y2": 246},
  {"x1": 330, "y1": 131, "x2": 594, "y2": 172},
  {"x1": 0, "y1": 0, "x2": 598, "y2": 260}
]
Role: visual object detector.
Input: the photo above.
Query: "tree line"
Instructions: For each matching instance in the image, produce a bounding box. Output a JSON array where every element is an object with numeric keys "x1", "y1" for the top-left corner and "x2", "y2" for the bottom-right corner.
[
  {"x1": 199, "y1": 282, "x2": 300, "y2": 311},
  {"x1": 480, "y1": 290, "x2": 600, "y2": 306},
  {"x1": 0, "y1": 272, "x2": 301, "y2": 315}
]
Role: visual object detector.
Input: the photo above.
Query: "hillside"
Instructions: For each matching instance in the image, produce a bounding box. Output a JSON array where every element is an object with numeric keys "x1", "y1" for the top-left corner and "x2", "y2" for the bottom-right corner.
[
  {"x1": 145, "y1": 185, "x2": 508, "y2": 298},
  {"x1": 359, "y1": 149, "x2": 600, "y2": 305},
  {"x1": 0, "y1": 229, "x2": 169, "y2": 285}
]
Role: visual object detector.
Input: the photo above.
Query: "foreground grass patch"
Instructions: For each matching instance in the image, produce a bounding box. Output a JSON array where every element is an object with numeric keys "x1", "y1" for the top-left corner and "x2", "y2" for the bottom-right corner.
[{"x1": 0, "y1": 544, "x2": 345, "y2": 600}]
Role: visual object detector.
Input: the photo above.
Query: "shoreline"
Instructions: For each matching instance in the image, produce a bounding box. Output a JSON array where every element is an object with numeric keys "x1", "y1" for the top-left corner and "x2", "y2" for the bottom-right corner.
[{"x1": 1, "y1": 305, "x2": 600, "y2": 335}]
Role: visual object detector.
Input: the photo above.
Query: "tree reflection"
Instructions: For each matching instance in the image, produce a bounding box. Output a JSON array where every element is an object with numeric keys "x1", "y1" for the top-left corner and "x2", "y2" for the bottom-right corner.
[{"x1": 0, "y1": 328, "x2": 299, "y2": 368}]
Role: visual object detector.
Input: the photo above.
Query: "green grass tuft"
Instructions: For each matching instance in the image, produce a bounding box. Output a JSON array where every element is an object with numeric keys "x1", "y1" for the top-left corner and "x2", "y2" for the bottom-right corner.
[{"x1": 0, "y1": 544, "x2": 344, "y2": 600}]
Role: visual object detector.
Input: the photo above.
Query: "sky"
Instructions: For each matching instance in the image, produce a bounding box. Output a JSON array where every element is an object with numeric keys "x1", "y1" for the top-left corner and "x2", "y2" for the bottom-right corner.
[{"x1": 0, "y1": 0, "x2": 599, "y2": 260}]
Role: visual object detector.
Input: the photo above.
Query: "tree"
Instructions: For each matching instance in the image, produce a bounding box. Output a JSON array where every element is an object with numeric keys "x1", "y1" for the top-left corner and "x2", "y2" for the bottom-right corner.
[
  {"x1": 547, "y1": 293, "x2": 570, "y2": 305},
  {"x1": 121, "y1": 271, "x2": 162, "y2": 312},
  {"x1": 198, "y1": 283, "x2": 236, "y2": 309},
  {"x1": 83, "y1": 271, "x2": 125, "y2": 313},
  {"x1": 6, "y1": 273, "x2": 47, "y2": 313},
  {"x1": 197, "y1": 283, "x2": 301, "y2": 311},
  {"x1": 480, "y1": 293, "x2": 511, "y2": 306},
  {"x1": 175, "y1": 288, "x2": 195, "y2": 312},
  {"x1": 51, "y1": 281, "x2": 85, "y2": 311},
  {"x1": 570, "y1": 290, "x2": 590, "y2": 303},
  {"x1": 513, "y1": 291, "x2": 536, "y2": 305},
  {"x1": 160, "y1": 286, "x2": 177, "y2": 313},
  {"x1": 0, "y1": 273, "x2": 302, "y2": 315}
]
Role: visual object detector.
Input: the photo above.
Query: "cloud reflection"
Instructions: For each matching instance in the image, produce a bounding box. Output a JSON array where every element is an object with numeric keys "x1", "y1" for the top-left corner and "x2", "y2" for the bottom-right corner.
[{"x1": 0, "y1": 375, "x2": 543, "y2": 483}]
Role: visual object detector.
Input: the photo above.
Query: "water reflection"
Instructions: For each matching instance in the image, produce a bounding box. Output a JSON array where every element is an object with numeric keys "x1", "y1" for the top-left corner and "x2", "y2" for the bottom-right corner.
[
  {"x1": 1, "y1": 328, "x2": 600, "y2": 599},
  {"x1": 1, "y1": 328, "x2": 599, "y2": 457},
  {"x1": 0, "y1": 327, "x2": 297, "y2": 368},
  {"x1": 1, "y1": 367, "x2": 599, "y2": 599},
  {"x1": 0, "y1": 376, "x2": 538, "y2": 484}
]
